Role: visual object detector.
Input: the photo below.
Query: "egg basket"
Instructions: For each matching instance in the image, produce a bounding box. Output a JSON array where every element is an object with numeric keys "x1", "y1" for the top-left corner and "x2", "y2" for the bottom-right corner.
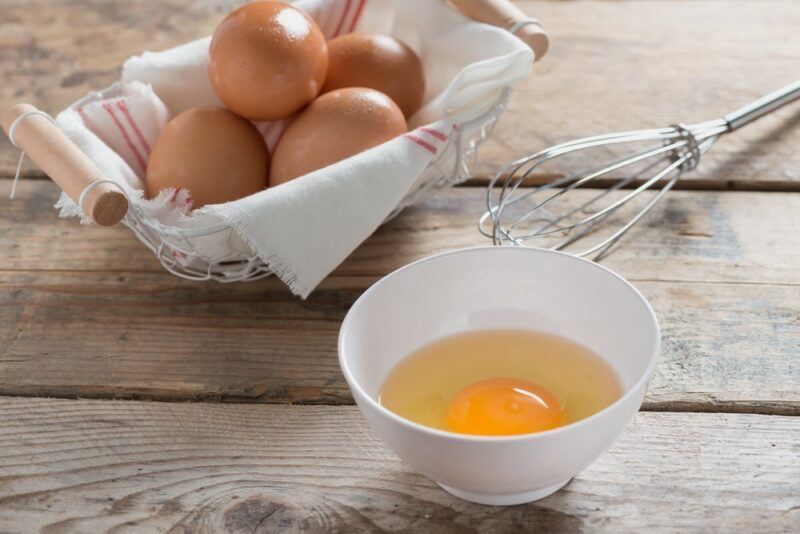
[{"x1": 5, "y1": 0, "x2": 545, "y2": 286}]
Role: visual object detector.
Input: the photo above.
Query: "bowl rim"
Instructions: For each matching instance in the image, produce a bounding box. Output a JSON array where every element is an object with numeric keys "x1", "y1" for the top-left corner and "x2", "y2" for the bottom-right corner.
[{"x1": 338, "y1": 245, "x2": 661, "y2": 443}]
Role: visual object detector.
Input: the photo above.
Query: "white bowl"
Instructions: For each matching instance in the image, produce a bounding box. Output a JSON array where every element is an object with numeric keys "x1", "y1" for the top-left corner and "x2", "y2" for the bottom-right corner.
[{"x1": 338, "y1": 246, "x2": 660, "y2": 505}]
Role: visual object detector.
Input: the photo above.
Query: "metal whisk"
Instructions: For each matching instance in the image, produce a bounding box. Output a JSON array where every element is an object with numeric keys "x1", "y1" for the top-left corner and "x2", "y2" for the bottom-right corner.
[{"x1": 480, "y1": 79, "x2": 800, "y2": 259}]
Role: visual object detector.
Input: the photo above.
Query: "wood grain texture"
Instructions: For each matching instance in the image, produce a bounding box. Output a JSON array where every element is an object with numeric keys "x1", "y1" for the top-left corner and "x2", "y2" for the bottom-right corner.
[
  {"x1": 1, "y1": 181, "x2": 798, "y2": 411},
  {"x1": 0, "y1": 0, "x2": 231, "y2": 175},
  {"x1": 0, "y1": 399, "x2": 798, "y2": 533},
  {"x1": 2, "y1": 269, "x2": 797, "y2": 412},
  {"x1": 2, "y1": 180, "x2": 799, "y2": 284},
  {"x1": 472, "y1": 0, "x2": 800, "y2": 190},
  {"x1": 2, "y1": 0, "x2": 799, "y2": 189}
]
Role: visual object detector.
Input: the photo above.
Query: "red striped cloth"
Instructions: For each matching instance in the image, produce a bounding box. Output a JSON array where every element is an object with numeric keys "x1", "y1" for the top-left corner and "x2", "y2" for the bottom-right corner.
[{"x1": 75, "y1": 83, "x2": 168, "y2": 179}]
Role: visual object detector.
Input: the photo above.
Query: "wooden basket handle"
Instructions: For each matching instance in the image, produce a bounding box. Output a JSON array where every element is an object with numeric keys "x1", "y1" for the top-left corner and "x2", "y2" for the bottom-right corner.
[
  {"x1": 449, "y1": 0, "x2": 549, "y2": 61},
  {"x1": 2, "y1": 103, "x2": 128, "y2": 226}
]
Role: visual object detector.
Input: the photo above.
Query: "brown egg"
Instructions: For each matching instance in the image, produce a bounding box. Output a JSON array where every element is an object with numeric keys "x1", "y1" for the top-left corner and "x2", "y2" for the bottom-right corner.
[
  {"x1": 323, "y1": 33, "x2": 425, "y2": 118},
  {"x1": 146, "y1": 107, "x2": 269, "y2": 208},
  {"x1": 270, "y1": 88, "x2": 407, "y2": 185},
  {"x1": 209, "y1": 1, "x2": 328, "y2": 121}
]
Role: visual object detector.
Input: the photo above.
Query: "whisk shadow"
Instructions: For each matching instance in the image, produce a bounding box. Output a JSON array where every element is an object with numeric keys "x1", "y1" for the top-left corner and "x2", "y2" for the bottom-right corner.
[{"x1": 698, "y1": 106, "x2": 800, "y2": 189}]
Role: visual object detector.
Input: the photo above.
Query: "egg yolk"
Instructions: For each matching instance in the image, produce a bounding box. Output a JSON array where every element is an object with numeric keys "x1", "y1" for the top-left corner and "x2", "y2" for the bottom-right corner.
[{"x1": 447, "y1": 378, "x2": 565, "y2": 436}]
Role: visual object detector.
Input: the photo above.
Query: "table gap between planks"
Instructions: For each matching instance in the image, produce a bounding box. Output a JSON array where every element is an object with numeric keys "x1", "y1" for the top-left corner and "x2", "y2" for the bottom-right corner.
[{"x1": 0, "y1": 0, "x2": 798, "y2": 531}]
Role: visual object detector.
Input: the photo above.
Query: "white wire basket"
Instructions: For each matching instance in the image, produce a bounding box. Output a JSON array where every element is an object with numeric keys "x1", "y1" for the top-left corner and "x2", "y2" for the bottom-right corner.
[
  {"x1": 121, "y1": 90, "x2": 510, "y2": 283},
  {"x1": 6, "y1": 0, "x2": 543, "y2": 288}
]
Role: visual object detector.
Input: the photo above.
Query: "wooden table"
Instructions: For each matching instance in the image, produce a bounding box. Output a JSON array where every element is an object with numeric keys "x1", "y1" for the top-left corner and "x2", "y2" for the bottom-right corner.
[{"x1": 1, "y1": 1, "x2": 798, "y2": 531}]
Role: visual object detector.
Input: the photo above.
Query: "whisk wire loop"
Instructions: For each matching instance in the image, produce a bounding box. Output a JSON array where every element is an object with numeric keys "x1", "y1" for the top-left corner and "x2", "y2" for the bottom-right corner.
[{"x1": 482, "y1": 114, "x2": 749, "y2": 258}]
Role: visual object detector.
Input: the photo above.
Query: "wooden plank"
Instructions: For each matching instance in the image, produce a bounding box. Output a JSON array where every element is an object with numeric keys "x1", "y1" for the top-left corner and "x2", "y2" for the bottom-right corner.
[
  {"x1": 1, "y1": 183, "x2": 798, "y2": 410},
  {"x1": 1, "y1": 269, "x2": 797, "y2": 412},
  {"x1": 0, "y1": 399, "x2": 797, "y2": 532},
  {"x1": 2, "y1": 180, "x2": 798, "y2": 284},
  {"x1": 2, "y1": 0, "x2": 799, "y2": 189},
  {"x1": 471, "y1": 0, "x2": 800, "y2": 190}
]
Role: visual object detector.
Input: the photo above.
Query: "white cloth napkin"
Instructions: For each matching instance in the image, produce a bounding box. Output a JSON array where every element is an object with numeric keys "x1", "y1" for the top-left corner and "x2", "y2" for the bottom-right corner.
[{"x1": 55, "y1": 0, "x2": 533, "y2": 297}]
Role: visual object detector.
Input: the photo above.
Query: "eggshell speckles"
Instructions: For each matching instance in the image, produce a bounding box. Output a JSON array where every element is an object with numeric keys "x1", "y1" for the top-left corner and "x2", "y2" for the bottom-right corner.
[
  {"x1": 209, "y1": 1, "x2": 328, "y2": 121},
  {"x1": 270, "y1": 88, "x2": 407, "y2": 186},
  {"x1": 146, "y1": 107, "x2": 269, "y2": 208},
  {"x1": 323, "y1": 33, "x2": 425, "y2": 118}
]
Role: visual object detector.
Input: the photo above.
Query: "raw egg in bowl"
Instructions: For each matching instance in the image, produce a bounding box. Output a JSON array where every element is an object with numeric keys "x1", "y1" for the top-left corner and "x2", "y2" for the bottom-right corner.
[{"x1": 338, "y1": 246, "x2": 660, "y2": 505}]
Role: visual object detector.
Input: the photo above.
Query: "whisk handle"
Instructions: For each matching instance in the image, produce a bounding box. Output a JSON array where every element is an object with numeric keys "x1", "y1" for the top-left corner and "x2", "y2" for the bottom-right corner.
[{"x1": 723, "y1": 79, "x2": 800, "y2": 131}]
